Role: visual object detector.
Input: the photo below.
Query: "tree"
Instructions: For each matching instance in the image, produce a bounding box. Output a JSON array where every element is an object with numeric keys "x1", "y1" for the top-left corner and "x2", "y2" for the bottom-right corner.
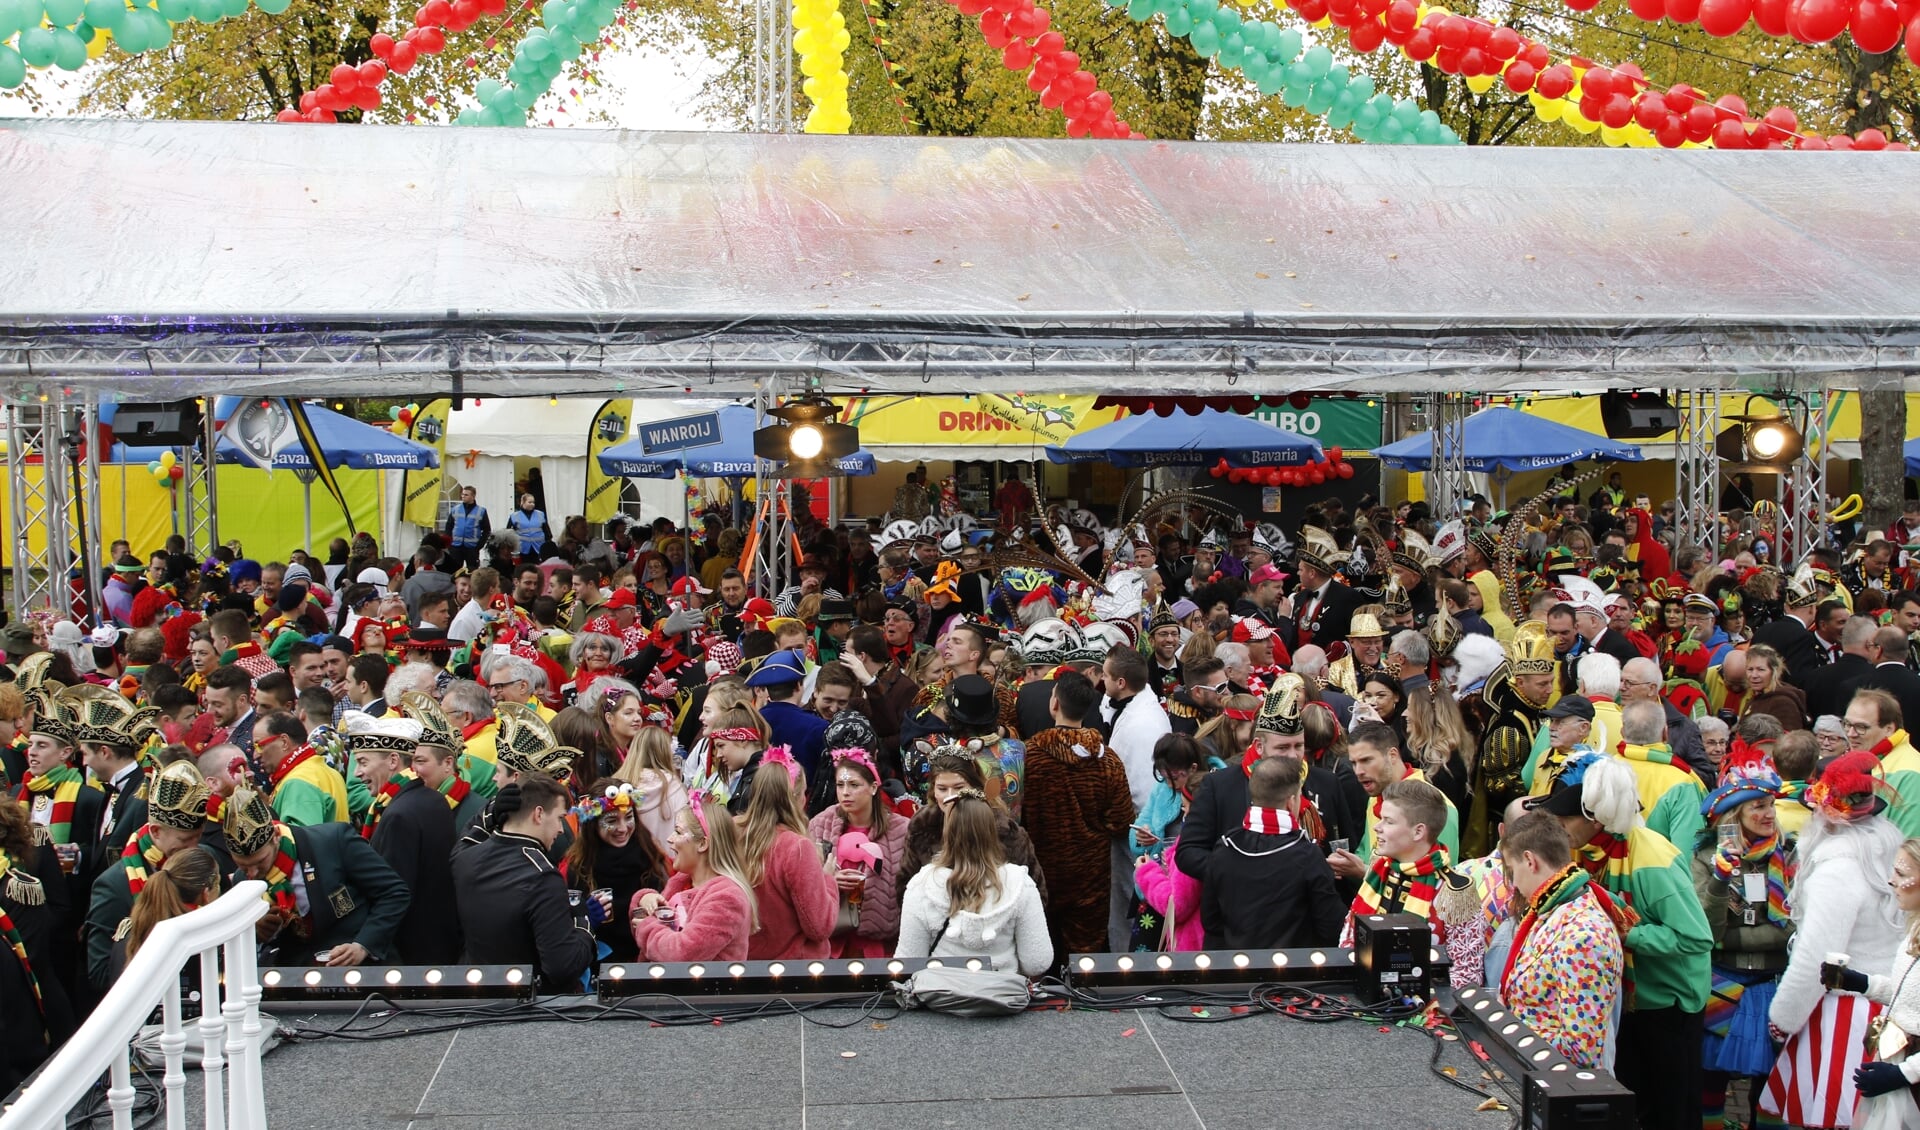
[{"x1": 1859, "y1": 387, "x2": 1907, "y2": 536}]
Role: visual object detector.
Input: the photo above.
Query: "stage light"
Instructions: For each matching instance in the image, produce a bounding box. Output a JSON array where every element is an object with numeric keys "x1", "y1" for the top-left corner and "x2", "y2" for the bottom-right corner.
[
  {"x1": 1066, "y1": 949, "x2": 1406, "y2": 990},
  {"x1": 1451, "y1": 988, "x2": 1635, "y2": 1130},
  {"x1": 260, "y1": 965, "x2": 533, "y2": 1002},
  {"x1": 1352, "y1": 912, "x2": 1433, "y2": 1003},
  {"x1": 596, "y1": 958, "x2": 938, "y2": 1000},
  {"x1": 1744, "y1": 416, "x2": 1801, "y2": 463},
  {"x1": 789, "y1": 424, "x2": 823, "y2": 459},
  {"x1": 751, "y1": 392, "x2": 859, "y2": 477}
]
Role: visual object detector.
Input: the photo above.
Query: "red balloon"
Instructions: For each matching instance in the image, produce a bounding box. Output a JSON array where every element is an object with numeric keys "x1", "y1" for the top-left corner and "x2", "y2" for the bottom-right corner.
[
  {"x1": 1752, "y1": 0, "x2": 1792, "y2": 30},
  {"x1": 1797, "y1": 133, "x2": 1829, "y2": 149},
  {"x1": 370, "y1": 32, "x2": 396, "y2": 58},
  {"x1": 1384, "y1": 0, "x2": 1417, "y2": 30},
  {"x1": 955, "y1": 0, "x2": 991, "y2": 12},
  {"x1": 1403, "y1": 26, "x2": 1436, "y2": 58},
  {"x1": 1908, "y1": 13, "x2": 1920, "y2": 62},
  {"x1": 1628, "y1": 0, "x2": 1665, "y2": 19},
  {"x1": 1032, "y1": 30, "x2": 1065, "y2": 53},
  {"x1": 979, "y1": 11, "x2": 1012, "y2": 48},
  {"x1": 1852, "y1": 0, "x2": 1901, "y2": 49},
  {"x1": 1655, "y1": 117, "x2": 1687, "y2": 146},
  {"x1": 331, "y1": 62, "x2": 360, "y2": 91},
  {"x1": 1458, "y1": 46, "x2": 1488, "y2": 75},
  {"x1": 1308, "y1": 466, "x2": 1326, "y2": 485},
  {"x1": 390, "y1": 40, "x2": 419, "y2": 71},
  {"x1": 412, "y1": 27, "x2": 445, "y2": 52},
  {"x1": 1856, "y1": 127, "x2": 1889, "y2": 149},
  {"x1": 1436, "y1": 14, "x2": 1468, "y2": 46},
  {"x1": 354, "y1": 85, "x2": 382, "y2": 111},
  {"x1": 276, "y1": 107, "x2": 302, "y2": 121},
  {"x1": 1485, "y1": 25, "x2": 1519, "y2": 56},
  {"x1": 1002, "y1": 40, "x2": 1033, "y2": 68},
  {"x1": 170, "y1": 464, "x2": 185, "y2": 481},
  {"x1": 1534, "y1": 63, "x2": 1573, "y2": 99},
  {"x1": 1789, "y1": 0, "x2": 1849, "y2": 40},
  {"x1": 1502, "y1": 59, "x2": 1536, "y2": 92},
  {"x1": 1337, "y1": 463, "x2": 1355, "y2": 480},
  {"x1": 1633, "y1": 95, "x2": 1666, "y2": 130},
  {"x1": 1289, "y1": 392, "x2": 1311, "y2": 410},
  {"x1": 1600, "y1": 93, "x2": 1634, "y2": 127},
  {"x1": 299, "y1": 90, "x2": 319, "y2": 111},
  {"x1": 1712, "y1": 117, "x2": 1750, "y2": 148},
  {"x1": 358, "y1": 60, "x2": 387, "y2": 85},
  {"x1": 1828, "y1": 134, "x2": 1856, "y2": 149},
  {"x1": 1350, "y1": 17, "x2": 1385, "y2": 50},
  {"x1": 1209, "y1": 464, "x2": 1225, "y2": 479},
  {"x1": 315, "y1": 85, "x2": 347, "y2": 111},
  {"x1": 451, "y1": 0, "x2": 480, "y2": 23},
  {"x1": 1667, "y1": 0, "x2": 1703, "y2": 16},
  {"x1": 418, "y1": 0, "x2": 452, "y2": 25},
  {"x1": 1583, "y1": 67, "x2": 1614, "y2": 99}
]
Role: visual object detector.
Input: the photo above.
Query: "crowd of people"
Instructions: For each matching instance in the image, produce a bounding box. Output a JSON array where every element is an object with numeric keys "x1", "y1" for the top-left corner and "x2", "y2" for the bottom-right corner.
[{"x1": 10, "y1": 468, "x2": 1920, "y2": 1129}]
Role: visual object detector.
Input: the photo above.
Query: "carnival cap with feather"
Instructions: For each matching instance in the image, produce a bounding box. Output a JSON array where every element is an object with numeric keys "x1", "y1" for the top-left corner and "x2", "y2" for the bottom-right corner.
[
  {"x1": 1019, "y1": 618, "x2": 1083, "y2": 669},
  {"x1": 1391, "y1": 528, "x2": 1437, "y2": 575},
  {"x1": 27, "y1": 682, "x2": 77, "y2": 746},
  {"x1": 14, "y1": 651, "x2": 61, "y2": 718},
  {"x1": 1294, "y1": 525, "x2": 1340, "y2": 575},
  {"x1": 493, "y1": 701, "x2": 583, "y2": 780},
  {"x1": 148, "y1": 759, "x2": 213, "y2": 832},
  {"x1": 1379, "y1": 575, "x2": 1413, "y2": 618},
  {"x1": 60, "y1": 684, "x2": 160, "y2": 749},
  {"x1": 1254, "y1": 673, "x2": 1306, "y2": 736},
  {"x1": 400, "y1": 691, "x2": 463, "y2": 752},
  {"x1": 222, "y1": 784, "x2": 280, "y2": 856},
  {"x1": 1784, "y1": 561, "x2": 1822, "y2": 608},
  {"x1": 1807, "y1": 750, "x2": 1900, "y2": 821}
]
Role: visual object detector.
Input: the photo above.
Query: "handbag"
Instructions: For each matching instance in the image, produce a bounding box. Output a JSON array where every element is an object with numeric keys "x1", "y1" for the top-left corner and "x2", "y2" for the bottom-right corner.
[{"x1": 896, "y1": 917, "x2": 1031, "y2": 1016}]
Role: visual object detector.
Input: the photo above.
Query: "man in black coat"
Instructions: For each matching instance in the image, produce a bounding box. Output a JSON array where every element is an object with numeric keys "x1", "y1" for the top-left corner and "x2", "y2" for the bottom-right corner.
[
  {"x1": 1801, "y1": 615, "x2": 1879, "y2": 724},
  {"x1": 223, "y1": 786, "x2": 409, "y2": 967},
  {"x1": 451, "y1": 773, "x2": 595, "y2": 992},
  {"x1": 1749, "y1": 584, "x2": 1827, "y2": 689},
  {"x1": 349, "y1": 715, "x2": 461, "y2": 964},
  {"x1": 1199, "y1": 755, "x2": 1344, "y2": 949},
  {"x1": 1859, "y1": 626, "x2": 1920, "y2": 739}
]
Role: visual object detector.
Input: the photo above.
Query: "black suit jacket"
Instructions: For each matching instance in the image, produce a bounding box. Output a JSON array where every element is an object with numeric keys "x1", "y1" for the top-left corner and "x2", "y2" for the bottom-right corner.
[
  {"x1": 1860, "y1": 663, "x2": 1920, "y2": 738},
  {"x1": 1803, "y1": 653, "x2": 1877, "y2": 725},
  {"x1": 1297, "y1": 581, "x2": 1360, "y2": 650},
  {"x1": 84, "y1": 766, "x2": 151, "y2": 881},
  {"x1": 1750, "y1": 615, "x2": 1828, "y2": 689},
  {"x1": 371, "y1": 783, "x2": 460, "y2": 964},
  {"x1": 258, "y1": 823, "x2": 410, "y2": 964}
]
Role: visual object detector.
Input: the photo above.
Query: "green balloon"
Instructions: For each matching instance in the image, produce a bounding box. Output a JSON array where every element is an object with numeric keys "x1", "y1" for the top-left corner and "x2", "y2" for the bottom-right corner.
[
  {"x1": 112, "y1": 9, "x2": 146, "y2": 46},
  {"x1": 255, "y1": 0, "x2": 289, "y2": 13},
  {"x1": 1347, "y1": 74, "x2": 1374, "y2": 103},
  {"x1": 17, "y1": 26, "x2": 57, "y2": 66},
  {"x1": 50, "y1": 26, "x2": 85, "y2": 66},
  {"x1": 43, "y1": 0, "x2": 85, "y2": 28},
  {"x1": 0, "y1": 44, "x2": 23, "y2": 87},
  {"x1": 1214, "y1": 39, "x2": 1242, "y2": 70},
  {"x1": 189, "y1": 0, "x2": 220, "y2": 21},
  {"x1": 1323, "y1": 63, "x2": 1348, "y2": 88},
  {"x1": 1273, "y1": 27, "x2": 1301, "y2": 63},
  {"x1": 82, "y1": 0, "x2": 120, "y2": 29},
  {"x1": 141, "y1": 8, "x2": 169, "y2": 44},
  {"x1": 1187, "y1": 18, "x2": 1218, "y2": 54},
  {"x1": 1297, "y1": 43, "x2": 1330, "y2": 78},
  {"x1": 1124, "y1": 0, "x2": 1152, "y2": 21},
  {"x1": 1326, "y1": 103, "x2": 1354, "y2": 129},
  {"x1": 1254, "y1": 64, "x2": 1284, "y2": 96},
  {"x1": 155, "y1": 0, "x2": 188, "y2": 18},
  {"x1": 1209, "y1": 3, "x2": 1237, "y2": 32},
  {"x1": 1391, "y1": 99, "x2": 1419, "y2": 128},
  {"x1": 1163, "y1": 6, "x2": 1190, "y2": 34},
  {"x1": 1281, "y1": 76, "x2": 1311, "y2": 106},
  {"x1": 1304, "y1": 80, "x2": 1337, "y2": 115},
  {"x1": 1186, "y1": 0, "x2": 1217, "y2": 19}
]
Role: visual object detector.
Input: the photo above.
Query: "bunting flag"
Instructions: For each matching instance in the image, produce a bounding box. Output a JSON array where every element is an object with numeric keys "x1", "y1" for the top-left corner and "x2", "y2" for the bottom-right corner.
[
  {"x1": 402, "y1": 398, "x2": 452, "y2": 527},
  {"x1": 285, "y1": 400, "x2": 356, "y2": 536},
  {"x1": 583, "y1": 399, "x2": 631, "y2": 524}
]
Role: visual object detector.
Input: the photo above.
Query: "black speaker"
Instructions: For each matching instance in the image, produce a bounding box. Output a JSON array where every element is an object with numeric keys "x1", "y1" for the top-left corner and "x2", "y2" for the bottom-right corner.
[
  {"x1": 1352, "y1": 912, "x2": 1432, "y2": 1003},
  {"x1": 1598, "y1": 392, "x2": 1679, "y2": 439},
  {"x1": 112, "y1": 401, "x2": 203, "y2": 446}
]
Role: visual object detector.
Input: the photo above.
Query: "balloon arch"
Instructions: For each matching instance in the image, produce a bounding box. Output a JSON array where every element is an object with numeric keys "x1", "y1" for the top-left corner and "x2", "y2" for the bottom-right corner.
[{"x1": 0, "y1": 0, "x2": 1910, "y2": 147}]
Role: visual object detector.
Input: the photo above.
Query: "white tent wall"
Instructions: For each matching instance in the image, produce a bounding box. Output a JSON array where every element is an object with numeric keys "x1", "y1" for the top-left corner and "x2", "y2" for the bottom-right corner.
[{"x1": 381, "y1": 397, "x2": 714, "y2": 557}]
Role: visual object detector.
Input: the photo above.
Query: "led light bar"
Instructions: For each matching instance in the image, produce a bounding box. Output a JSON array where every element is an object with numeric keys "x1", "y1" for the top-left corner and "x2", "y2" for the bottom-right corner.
[
  {"x1": 1066, "y1": 947, "x2": 1431, "y2": 988},
  {"x1": 596, "y1": 956, "x2": 938, "y2": 999},
  {"x1": 259, "y1": 964, "x2": 535, "y2": 1001},
  {"x1": 1451, "y1": 987, "x2": 1635, "y2": 1130}
]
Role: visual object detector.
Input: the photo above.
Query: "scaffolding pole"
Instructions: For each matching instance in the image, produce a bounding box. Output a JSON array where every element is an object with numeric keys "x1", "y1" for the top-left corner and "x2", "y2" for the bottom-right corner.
[
  {"x1": 1671, "y1": 390, "x2": 1720, "y2": 564},
  {"x1": 6, "y1": 400, "x2": 73, "y2": 619},
  {"x1": 1778, "y1": 390, "x2": 1831, "y2": 566},
  {"x1": 1426, "y1": 392, "x2": 1472, "y2": 520}
]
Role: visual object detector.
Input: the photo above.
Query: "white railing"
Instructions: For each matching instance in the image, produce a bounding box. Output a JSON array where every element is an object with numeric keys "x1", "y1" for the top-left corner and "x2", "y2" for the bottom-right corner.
[{"x1": 0, "y1": 880, "x2": 271, "y2": 1130}]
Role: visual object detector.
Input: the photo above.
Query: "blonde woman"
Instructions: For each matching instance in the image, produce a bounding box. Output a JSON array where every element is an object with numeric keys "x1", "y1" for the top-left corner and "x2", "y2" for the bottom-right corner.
[
  {"x1": 614, "y1": 726, "x2": 690, "y2": 859},
  {"x1": 1194, "y1": 693, "x2": 1258, "y2": 765},
  {"x1": 679, "y1": 680, "x2": 752, "y2": 795},
  {"x1": 896, "y1": 794, "x2": 1053, "y2": 977},
  {"x1": 629, "y1": 794, "x2": 757, "y2": 962},
  {"x1": 738, "y1": 750, "x2": 836, "y2": 960},
  {"x1": 1405, "y1": 682, "x2": 1475, "y2": 818}
]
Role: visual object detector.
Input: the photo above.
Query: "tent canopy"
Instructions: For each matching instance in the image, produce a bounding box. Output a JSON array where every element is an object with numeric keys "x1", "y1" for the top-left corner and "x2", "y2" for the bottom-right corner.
[
  {"x1": 1046, "y1": 407, "x2": 1321, "y2": 467},
  {"x1": 1373, "y1": 406, "x2": 1645, "y2": 472},
  {"x1": 4, "y1": 119, "x2": 1920, "y2": 401},
  {"x1": 598, "y1": 404, "x2": 876, "y2": 477},
  {"x1": 210, "y1": 401, "x2": 438, "y2": 470}
]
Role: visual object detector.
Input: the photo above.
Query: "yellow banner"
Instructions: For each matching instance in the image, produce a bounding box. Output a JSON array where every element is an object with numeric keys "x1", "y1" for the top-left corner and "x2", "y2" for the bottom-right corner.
[
  {"x1": 401, "y1": 398, "x2": 451, "y2": 527},
  {"x1": 584, "y1": 399, "x2": 631, "y2": 523},
  {"x1": 839, "y1": 393, "x2": 1126, "y2": 447}
]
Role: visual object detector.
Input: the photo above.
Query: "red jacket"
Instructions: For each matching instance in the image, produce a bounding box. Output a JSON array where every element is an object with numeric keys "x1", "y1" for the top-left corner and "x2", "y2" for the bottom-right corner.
[
  {"x1": 745, "y1": 828, "x2": 838, "y2": 960},
  {"x1": 630, "y1": 871, "x2": 753, "y2": 962}
]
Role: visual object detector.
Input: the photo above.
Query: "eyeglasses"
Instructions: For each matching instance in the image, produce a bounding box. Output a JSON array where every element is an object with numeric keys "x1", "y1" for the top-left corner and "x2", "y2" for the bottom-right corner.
[
  {"x1": 488, "y1": 681, "x2": 522, "y2": 692},
  {"x1": 1203, "y1": 681, "x2": 1230, "y2": 694},
  {"x1": 1844, "y1": 720, "x2": 1873, "y2": 733}
]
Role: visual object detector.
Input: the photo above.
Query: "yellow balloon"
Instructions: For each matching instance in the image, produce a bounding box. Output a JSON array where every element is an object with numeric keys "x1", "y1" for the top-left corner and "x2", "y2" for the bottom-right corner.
[
  {"x1": 1626, "y1": 125, "x2": 1656, "y2": 148},
  {"x1": 1599, "y1": 124, "x2": 1627, "y2": 146},
  {"x1": 829, "y1": 27, "x2": 848, "y2": 50},
  {"x1": 159, "y1": 450, "x2": 176, "y2": 468},
  {"x1": 1566, "y1": 109, "x2": 1599, "y2": 134},
  {"x1": 1528, "y1": 92, "x2": 1562, "y2": 121},
  {"x1": 1465, "y1": 73, "x2": 1494, "y2": 94},
  {"x1": 86, "y1": 26, "x2": 109, "y2": 58}
]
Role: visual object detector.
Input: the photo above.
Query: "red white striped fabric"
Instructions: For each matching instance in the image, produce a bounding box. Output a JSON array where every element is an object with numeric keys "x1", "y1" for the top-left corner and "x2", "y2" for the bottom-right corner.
[{"x1": 1761, "y1": 991, "x2": 1884, "y2": 1129}]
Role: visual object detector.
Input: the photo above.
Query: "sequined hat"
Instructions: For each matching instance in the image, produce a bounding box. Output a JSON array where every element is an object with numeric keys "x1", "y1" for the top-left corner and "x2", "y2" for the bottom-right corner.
[
  {"x1": 399, "y1": 691, "x2": 462, "y2": 753},
  {"x1": 1505, "y1": 620, "x2": 1557, "y2": 677},
  {"x1": 222, "y1": 785, "x2": 279, "y2": 855},
  {"x1": 493, "y1": 701, "x2": 581, "y2": 781},
  {"x1": 60, "y1": 684, "x2": 160, "y2": 749},
  {"x1": 148, "y1": 759, "x2": 213, "y2": 832},
  {"x1": 1294, "y1": 526, "x2": 1339, "y2": 575},
  {"x1": 1254, "y1": 673, "x2": 1306, "y2": 736}
]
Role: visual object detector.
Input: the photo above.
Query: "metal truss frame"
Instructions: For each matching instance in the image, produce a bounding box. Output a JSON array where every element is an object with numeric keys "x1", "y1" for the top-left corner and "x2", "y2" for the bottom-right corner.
[
  {"x1": 1671, "y1": 390, "x2": 1720, "y2": 562},
  {"x1": 1778, "y1": 391, "x2": 1831, "y2": 564},
  {"x1": 6, "y1": 398, "x2": 104, "y2": 622},
  {"x1": 1426, "y1": 392, "x2": 1472, "y2": 519}
]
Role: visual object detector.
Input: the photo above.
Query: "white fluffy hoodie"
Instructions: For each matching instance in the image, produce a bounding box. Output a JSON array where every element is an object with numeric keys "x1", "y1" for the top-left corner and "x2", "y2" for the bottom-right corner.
[{"x1": 896, "y1": 863, "x2": 1054, "y2": 978}]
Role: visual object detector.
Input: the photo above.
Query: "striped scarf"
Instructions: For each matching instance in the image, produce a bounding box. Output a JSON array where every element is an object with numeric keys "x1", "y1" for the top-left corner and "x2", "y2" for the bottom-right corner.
[
  {"x1": 1577, "y1": 832, "x2": 1641, "y2": 1003},
  {"x1": 1352, "y1": 844, "x2": 1450, "y2": 923},
  {"x1": 1711, "y1": 831, "x2": 1794, "y2": 929},
  {"x1": 1500, "y1": 863, "x2": 1637, "y2": 1000},
  {"x1": 360, "y1": 770, "x2": 420, "y2": 840},
  {"x1": 121, "y1": 826, "x2": 167, "y2": 896},
  {"x1": 440, "y1": 777, "x2": 471, "y2": 810},
  {"x1": 260, "y1": 824, "x2": 304, "y2": 934},
  {"x1": 18, "y1": 767, "x2": 86, "y2": 844},
  {"x1": 1779, "y1": 778, "x2": 1809, "y2": 808},
  {"x1": 0, "y1": 896, "x2": 43, "y2": 1029}
]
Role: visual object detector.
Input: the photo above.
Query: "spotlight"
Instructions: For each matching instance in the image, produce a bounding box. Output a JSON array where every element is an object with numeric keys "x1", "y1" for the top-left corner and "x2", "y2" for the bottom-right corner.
[
  {"x1": 1743, "y1": 416, "x2": 1801, "y2": 463},
  {"x1": 260, "y1": 965, "x2": 534, "y2": 1002},
  {"x1": 751, "y1": 392, "x2": 860, "y2": 477},
  {"x1": 595, "y1": 957, "x2": 938, "y2": 1000},
  {"x1": 1451, "y1": 988, "x2": 1636, "y2": 1130}
]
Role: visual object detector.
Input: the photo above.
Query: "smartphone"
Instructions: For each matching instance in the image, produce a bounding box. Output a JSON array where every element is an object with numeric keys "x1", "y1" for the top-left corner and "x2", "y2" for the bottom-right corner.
[{"x1": 1329, "y1": 838, "x2": 1350, "y2": 855}]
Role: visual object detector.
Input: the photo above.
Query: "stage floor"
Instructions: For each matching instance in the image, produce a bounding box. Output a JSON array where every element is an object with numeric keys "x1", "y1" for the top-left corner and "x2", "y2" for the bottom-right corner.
[{"x1": 248, "y1": 995, "x2": 1514, "y2": 1130}]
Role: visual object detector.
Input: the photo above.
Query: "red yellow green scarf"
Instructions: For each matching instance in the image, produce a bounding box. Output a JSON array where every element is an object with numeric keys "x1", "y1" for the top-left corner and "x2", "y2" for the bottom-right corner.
[
  {"x1": 18, "y1": 767, "x2": 86, "y2": 844},
  {"x1": 1500, "y1": 863, "x2": 1637, "y2": 1000},
  {"x1": 440, "y1": 777, "x2": 471, "y2": 810},
  {"x1": 1352, "y1": 844, "x2": 1450, "y2": 923},
  {"x1": 1370, "y1": 764, "x2": 1419, "y2": 820},
  {"x1": 121, "y1": 826, "x2": 167, "y2": 895},
  {"x1": 1711, "y1": 831, "x2": 1794, "y2": 929},
  {"x1": 360, "y1": 770, "x2": 421, "y2": 840},
  {"x1": 268, "y1": 744, "x2": 321, "y2": 790},
  {"x1": 0, "y1": 898, "x2": 42, "y2": 1028},
  {"x1": 260, "y1": 824, "x2": 304, "y2": 932}
]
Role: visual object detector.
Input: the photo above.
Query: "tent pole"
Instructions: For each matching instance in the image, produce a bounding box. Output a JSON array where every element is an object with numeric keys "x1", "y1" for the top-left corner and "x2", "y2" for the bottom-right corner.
[{"x1": 304, "y1": 478, "x2": 313, "y2": 553}]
